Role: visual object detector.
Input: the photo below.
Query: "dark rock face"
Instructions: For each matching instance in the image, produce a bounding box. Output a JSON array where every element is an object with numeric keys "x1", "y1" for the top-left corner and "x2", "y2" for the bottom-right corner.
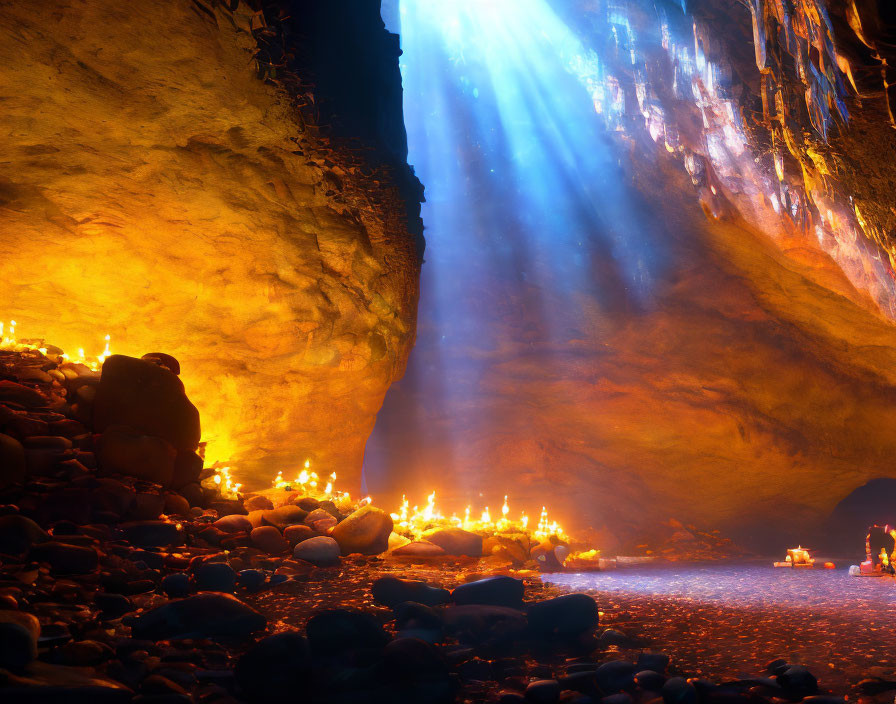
[
  {"x1": 93, "y1": 355, "x2": 200, "y2": 454},
  {"x1": 0, "y1": 0, "x2": 423, "y2": 488}
]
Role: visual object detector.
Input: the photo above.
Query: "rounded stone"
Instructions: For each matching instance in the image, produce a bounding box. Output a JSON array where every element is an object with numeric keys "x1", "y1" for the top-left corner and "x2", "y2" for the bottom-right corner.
[
  {"x1": 452, "y1": 576, "x2": 524, "y2": 608},
  {"x1": 193, "y1": 561, "x2": 237, "y2": 592},
  {"x1": 527, "y1": 593, "x2": 598, "y2": 636},
  {"x1": 0, "y1": 433, "x2": 26, "y2": 488},
  {"x1": 371, "y1": 576, "x2": 451, "y2": 608},
  {"x1": 292, "y1": 536, "x2": 340, "y2": 565},
  {"x1": 0, "y1": 611, "x2": 39, "y2": 670},
  {"x1": 250, "y1": 525, "x2": 288, "y2": 554},
  {"x1": 283, "y1": 524, "x2": 315, "y2": 546},
  {"x1": 331, "y1": 504, "x2": 393, "y2": 555},
  {"x1": 161, "y1": 572, "x2": 192, "y2": 598}
]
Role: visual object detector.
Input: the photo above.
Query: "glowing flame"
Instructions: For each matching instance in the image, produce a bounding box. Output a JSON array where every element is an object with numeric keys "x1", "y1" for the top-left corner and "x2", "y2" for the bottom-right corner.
[{"x1": 213, "y1": 465, "x2": 242, "y2": 499}]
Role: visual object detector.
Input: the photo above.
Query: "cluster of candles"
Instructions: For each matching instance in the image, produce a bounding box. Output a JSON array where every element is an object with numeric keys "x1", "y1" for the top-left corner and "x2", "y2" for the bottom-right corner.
[
  {"x1": 1, "y1": 319, "x2": 112, "y2": 370},
  {"x1": 269, "y1": 462, "x2": 566, "y2": 541},
  {"x1": 3, "y1": 321, "x2": 570, "y2": 544},
  {"x1": 389, "y1": 490, "x2": 564, "y2": 541}
]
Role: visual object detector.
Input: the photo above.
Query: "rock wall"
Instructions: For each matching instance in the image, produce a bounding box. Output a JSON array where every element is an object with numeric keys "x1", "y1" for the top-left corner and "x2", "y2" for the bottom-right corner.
[{"x1": 0, "y1": 0, "x2": 422, "y2": 486}]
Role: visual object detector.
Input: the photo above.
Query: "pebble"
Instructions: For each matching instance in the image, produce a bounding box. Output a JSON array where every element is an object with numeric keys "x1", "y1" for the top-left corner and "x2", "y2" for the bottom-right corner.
[{"x1": 292, "y1": 536, "x2": 340, "y2": 565}]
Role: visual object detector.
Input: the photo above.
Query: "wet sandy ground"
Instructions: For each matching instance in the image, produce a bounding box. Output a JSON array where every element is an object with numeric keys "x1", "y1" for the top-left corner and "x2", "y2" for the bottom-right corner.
[
  {"x1": 245, "y1": 557, "x2": 896, "y2": 697},
  {"x1": 546, "y1": 561, "x2": 896, "y2": 693}
]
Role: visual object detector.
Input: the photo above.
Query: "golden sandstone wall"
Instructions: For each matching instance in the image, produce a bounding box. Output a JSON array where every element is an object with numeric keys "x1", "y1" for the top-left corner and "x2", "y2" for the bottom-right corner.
[{"x1": 0, "y1": 0, "x2": 421, "y2": 485}]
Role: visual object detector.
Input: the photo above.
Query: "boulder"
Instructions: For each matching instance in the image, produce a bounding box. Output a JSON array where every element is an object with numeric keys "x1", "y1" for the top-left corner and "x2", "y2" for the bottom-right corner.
[
  {"x1": 193, "y1": 561, "x2": 237, "y2": 592},
  {"x1": 214, "y1": 514, "x2": 253, "y2": 533},
  {"x1": 595, "y1": 661, "x2": 637, "y2": 693},
  {"x1": 0, "y1": 432, "x2": 26, "y2": 487},
  {"x1": 371, "y1": 576, "x2": 451, "y2": 608},
  {"x1": 422, "y1": 527, "x2": 483, "y2": 557},
  {"x1": 292, "y1": 536, "x2": 340, "y2": 565},
  {"x1": 0, "y1": 610, "x2": 40, "y2": 670},
  {"x1": 452, "y1": 576, "x2": 524, "y2": 608},
  {"x1": 245, "y1": 495, "x2": 274, "y2": 511},
  {"x1": 262, "y1": 505, "x2": 308, "y2": 530},
  {"x1": 527, "y1": 593, "x2": 598, "y2": 637},
  {"x1": 525, "y1": 679, "x2": 561, "y2": 704},
  {"x1": 251, "y1": 525, "x2": 289, "y2": 554},
  {"x1": 96, "y1": 425, "x2": 176, "y2": 486},
  {"x1": 283, "y1": 524, "x2": 315, "y2": 546},
  {"x1": 0, "y1": 513, "x2": 49, "y2": 556},
  {"x1": 331, "y1": 505, "x2": 393, "y2": 555},
  {"x1": 235, "y1": 632, "x2": 310, "y2": 704},
  {"x1": 303, "y1": 507, "x2": 337, "y2": 532},
  {"x1": 120, "y1": 520, "x2": 182, "y2": 547},
  {"x1": 29, "y1": 541, "x2": 99, "y2": 574},
  {"x1": 776, "y1": 666, "x2": 818, "y2": 697},
  {"x1": 393, "y1": 540, "x2": 447, "y2": 557},
  {"x1": 662, "y1": 677, "x2": 697, "y2": 704},
  {"x1": 161, "y1": 572, "x2": 192, "y2": 598},
  {"x1": 171, "y1": 450, "x2": 203, "y2": 490},
  {"x1": 92, "y1": 354, "x2": 200, "y2": 452},
  {"x1": 129, "y1": 592, "x2": 266, "y2": 640},
  {"x1": 0, "y1": 380, "x2": 47, "y2": 407},
  {"x1": 305, "y1": 609, "x2": 389, "y2": 657}
]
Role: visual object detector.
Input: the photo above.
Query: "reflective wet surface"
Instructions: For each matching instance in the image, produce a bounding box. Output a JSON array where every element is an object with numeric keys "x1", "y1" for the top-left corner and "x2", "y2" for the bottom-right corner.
[{"x1": 546, "y1": 561, "x2": 896, "y2": 692}]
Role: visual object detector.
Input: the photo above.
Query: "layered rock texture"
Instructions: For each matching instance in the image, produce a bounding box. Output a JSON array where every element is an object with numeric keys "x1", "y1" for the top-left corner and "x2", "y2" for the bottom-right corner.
[
  {"x1": 367, "y1": 0, "x2": 896, "y2": 552},
  {"x1": 0, "y1": 0, "x2": 422, "y2": 483}
]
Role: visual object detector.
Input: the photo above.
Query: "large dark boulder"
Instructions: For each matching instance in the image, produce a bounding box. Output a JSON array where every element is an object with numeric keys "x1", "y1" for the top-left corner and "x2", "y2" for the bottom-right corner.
[
  {"x1": 129, "y1": 592, "x2": 266, "y2": 640},
  {"x1": 0, "y1": 432, "x2": 26, "y2": 488},
  {"x1": 371, "y1": 576, "x2": 450, "y2": 607},
  {"x1": 452, "y1": 576, "x2": 524, "y2": 608},
  {"x1": 0, "y1": 513, "x2": 49, "y2": 556},
  {"x1": 527, "y1": 593, "x2": 598, "y2": 637},
  {"x1": 93, "y1": 355, "x2": 200, "y2": 453},
  {"x1": 235, "y1": 632, "x2": 310, "y2": 704},
  {"x1": 305, "y1": 609, "x2": 389, "y2": 657}
]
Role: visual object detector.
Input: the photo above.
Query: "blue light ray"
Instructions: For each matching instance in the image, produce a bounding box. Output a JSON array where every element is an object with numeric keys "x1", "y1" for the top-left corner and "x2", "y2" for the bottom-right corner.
[{"x1": 364, "y1": 0, "x2": 672, "y2": 498}]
